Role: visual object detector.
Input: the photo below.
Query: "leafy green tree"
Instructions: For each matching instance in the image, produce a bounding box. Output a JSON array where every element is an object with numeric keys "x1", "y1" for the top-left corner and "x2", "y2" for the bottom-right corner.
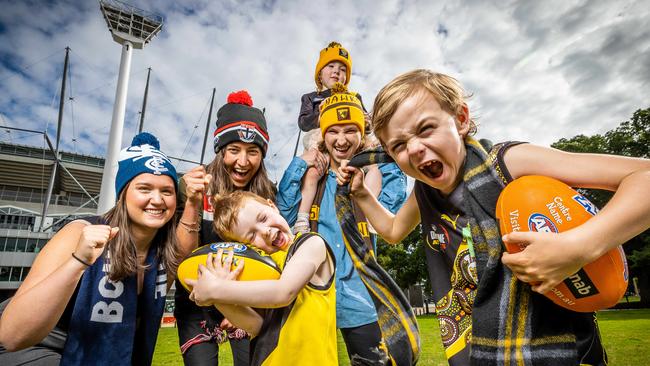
[
  {"x1": 552, "y1": 108, "x2": 650, "y2": 305},
  {"x1": 377, "y1": 226, "x2": 430, "y2": 292}
]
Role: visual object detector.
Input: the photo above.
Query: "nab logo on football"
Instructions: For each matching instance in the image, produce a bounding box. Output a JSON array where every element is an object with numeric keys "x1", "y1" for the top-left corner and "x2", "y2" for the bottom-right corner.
[
  {"x1": 572, "y1": 194, "x2": 598, "y2": 216},
  {"x1": 528, "y1": 213, "x2": 558, "y2": 233},
  {"x1": 210, "y1": 242, "x2": 247, "y2": 253}
]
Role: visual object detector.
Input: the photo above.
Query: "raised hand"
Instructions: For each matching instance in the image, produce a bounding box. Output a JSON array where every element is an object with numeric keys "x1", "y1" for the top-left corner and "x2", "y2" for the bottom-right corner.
[
  {"x1": 74, "y1": 224, "x2": 119, "y2": 266},
  {"x1": 336, "y1": 159, "x2": 368, "y2": 197},
  {"x1": 183, "y1": 165, "x2": 212, "y2": 204}
]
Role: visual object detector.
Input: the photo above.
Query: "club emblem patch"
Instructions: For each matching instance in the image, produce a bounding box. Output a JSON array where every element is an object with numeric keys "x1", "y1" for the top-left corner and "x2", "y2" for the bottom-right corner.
[
  {"x1": 238, "y1": 125, "x2": 256, "y2": 143},
  {"x1": 144, "y1": 156, "x2": 169, "y2": 175},
  {"x1": 336, "y1": 107, "x2": 350, "y2": 121}
]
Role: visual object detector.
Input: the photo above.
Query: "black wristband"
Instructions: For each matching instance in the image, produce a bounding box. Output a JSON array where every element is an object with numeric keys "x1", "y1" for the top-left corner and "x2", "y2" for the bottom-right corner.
[{"x1": 71, "y1": 252, "x2": 92, "y2": 267}]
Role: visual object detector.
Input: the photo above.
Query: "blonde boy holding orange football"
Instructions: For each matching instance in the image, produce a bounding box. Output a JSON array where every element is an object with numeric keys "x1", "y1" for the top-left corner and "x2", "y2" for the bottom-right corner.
[
  {"x1": 186, "y1": 191, "x2": 337, "y2": 366},
  {"x1": 337, "y1": 69, "x2": 650, "y2": 365}
]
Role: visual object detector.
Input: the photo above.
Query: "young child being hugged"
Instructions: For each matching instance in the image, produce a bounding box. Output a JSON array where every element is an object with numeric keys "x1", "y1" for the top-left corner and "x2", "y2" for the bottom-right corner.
[
  {"x1": 337, "y1": 69, "x2": 650, "y2": 366},
  {"x1": 293, "y1": 41, "x2": 380, "y2": 234},
  {"x1": 186, "y1": 191, "x2": 337, "y2": 366}
]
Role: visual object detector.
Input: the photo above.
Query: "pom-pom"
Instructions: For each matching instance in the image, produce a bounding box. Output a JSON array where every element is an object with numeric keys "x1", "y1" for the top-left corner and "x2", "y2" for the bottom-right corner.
[
  {"x1": 326, "y1": 41, "x2": 342, "y2": 48},
  {"x1": 131, "y1": 132, "x2": 160, "y2": 150},
  {"x1": 227, "y1": 90, "x2": 253, "y2": 106},
  {"x1": 330, "y1": 82, "x2": 348, "y2": 94}
]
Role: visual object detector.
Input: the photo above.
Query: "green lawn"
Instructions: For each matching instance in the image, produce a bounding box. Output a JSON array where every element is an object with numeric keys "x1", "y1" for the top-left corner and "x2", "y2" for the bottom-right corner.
[{"x1": 153, "y1": 309, "x2": 650, "y2": 365}]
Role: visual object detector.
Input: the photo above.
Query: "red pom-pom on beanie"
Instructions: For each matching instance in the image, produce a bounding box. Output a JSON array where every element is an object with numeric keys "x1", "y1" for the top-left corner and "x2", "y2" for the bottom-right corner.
[{"x1": 227, "y1": 90, "x2": 253, "y2": 106}]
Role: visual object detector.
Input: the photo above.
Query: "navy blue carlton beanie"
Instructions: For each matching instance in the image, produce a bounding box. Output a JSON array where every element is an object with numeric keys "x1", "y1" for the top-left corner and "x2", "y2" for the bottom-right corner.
[{"x1": 115, "y1": 132, "x2": 178, "y2": 197}]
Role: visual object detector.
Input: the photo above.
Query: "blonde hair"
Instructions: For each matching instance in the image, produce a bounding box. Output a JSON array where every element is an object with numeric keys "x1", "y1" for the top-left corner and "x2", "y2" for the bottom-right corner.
[
  {"x1": 372, "y1": 69, "x2": 477, "y2": 141},
  {"x1": 211, "y1": 191, "x2": 270, "y2": 242}
]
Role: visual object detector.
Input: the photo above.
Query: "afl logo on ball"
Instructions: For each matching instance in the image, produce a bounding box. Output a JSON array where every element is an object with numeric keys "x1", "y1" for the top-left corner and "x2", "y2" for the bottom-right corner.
[
  {"x1": 210, "y1": 242, "x2": 247, "y2": 253},
  {"x1": 528, "y1": 213, "x2": 558, "y2": 233}
]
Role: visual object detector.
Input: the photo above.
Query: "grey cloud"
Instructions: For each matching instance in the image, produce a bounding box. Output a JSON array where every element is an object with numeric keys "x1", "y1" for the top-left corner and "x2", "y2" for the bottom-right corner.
[{"x1": 0, "y1": 0, "x2": 647, "y2": 181}]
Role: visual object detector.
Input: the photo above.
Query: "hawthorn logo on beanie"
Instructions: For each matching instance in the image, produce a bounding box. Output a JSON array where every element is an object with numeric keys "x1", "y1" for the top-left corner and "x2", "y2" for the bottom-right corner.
[
  {"x1": 319, "y1": 83, "x2": 365, "y2": 138},
  {"x1": 213, "y1": 90, "x2": 269, "y2": 156},
  {"x1": 115, "y1": 132, "x2": 178, "y2": 197},
  {"x1": 314, "y1": 41, "x2": 352, "y2": 90}
]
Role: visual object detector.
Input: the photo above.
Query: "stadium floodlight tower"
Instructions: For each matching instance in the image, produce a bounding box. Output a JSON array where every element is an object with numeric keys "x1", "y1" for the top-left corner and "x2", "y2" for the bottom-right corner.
[{"x1": 97, "y1": 0, "x2": 163, "y2": 214}]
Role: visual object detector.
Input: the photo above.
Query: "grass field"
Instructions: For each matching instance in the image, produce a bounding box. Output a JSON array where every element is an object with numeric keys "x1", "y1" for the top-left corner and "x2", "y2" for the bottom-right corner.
[{"x1": 153, "y1": 309, "x2": 650, "y2": 365}]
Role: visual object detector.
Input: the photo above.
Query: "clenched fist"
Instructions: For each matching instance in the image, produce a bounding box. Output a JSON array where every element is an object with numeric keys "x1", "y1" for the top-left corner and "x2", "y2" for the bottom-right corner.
[
  {"x1": 74, "y1": 224, "x2": 119, "y2": 265},
  {"x1": 183, "y1": 165, "x2": 213, "y2": 204}
]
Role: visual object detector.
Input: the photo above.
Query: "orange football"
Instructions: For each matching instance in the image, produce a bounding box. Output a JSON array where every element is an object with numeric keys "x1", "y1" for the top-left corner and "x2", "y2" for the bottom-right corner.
[{"x1": 495, "y1": 175, "x2": 628, "y2": 312}]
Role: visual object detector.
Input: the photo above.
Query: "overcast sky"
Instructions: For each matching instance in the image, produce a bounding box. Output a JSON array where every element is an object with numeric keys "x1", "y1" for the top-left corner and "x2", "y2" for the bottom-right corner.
[{"x1": 1, "y1": 0, "x2": 648, "y2": 182}]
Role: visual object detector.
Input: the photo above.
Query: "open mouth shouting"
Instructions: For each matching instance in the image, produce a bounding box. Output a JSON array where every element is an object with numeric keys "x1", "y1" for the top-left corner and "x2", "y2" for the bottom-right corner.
[
  {"x1": 332, "y1": 144, "x2": 352, "y2": 159},
  {"x1": 418, "y1": 160, "x2": 443, "y2": 180},
  {"x1": 231, "y1": 166, "x2": 251, "y2": 185},
  {"x1": 270, "y1": 230, "x2": 288, "y2": 251}
]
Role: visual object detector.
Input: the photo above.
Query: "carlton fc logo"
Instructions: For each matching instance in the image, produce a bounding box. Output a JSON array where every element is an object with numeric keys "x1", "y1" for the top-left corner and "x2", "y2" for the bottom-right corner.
[
  {"x1": 144, "y1": 156, "x2": 169, "y2": 175},
  {"x1": 210, "y1": 242, "x2": 247, "y2": 253},
  {"x1": 238, "y1": 125, "x2": 256, "y2": 143},
  {"x1": 528, "y1": 213, "x2": 558, "y2": 233}
]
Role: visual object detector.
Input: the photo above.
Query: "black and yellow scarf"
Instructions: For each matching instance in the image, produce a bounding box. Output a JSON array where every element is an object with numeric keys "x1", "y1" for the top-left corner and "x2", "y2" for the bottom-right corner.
[{"x1": 331, "y1": 148, "x2": 421, "y2": 366}]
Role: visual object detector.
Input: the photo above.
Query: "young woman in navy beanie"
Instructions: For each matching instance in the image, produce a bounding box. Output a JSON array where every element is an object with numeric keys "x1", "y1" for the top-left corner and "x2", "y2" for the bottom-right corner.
[
  {"x1": 0, "y1": 132, "x2": 192, "y2": 366},
  {"x1": 174, "y1": 90, "x2": 276, "y2": 366}
]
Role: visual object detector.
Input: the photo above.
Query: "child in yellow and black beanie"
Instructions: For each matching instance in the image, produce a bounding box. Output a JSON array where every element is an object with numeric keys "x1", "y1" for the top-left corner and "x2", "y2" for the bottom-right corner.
[
  {"x1": 292, "y1": 41, "x2": 367, "y2": 235},
  {"x1": 292, "y1": 82, "x2": 382, "y2": 235},
  {"x1": 297, "y1": 41, "x2": 367, "y2": 134}
]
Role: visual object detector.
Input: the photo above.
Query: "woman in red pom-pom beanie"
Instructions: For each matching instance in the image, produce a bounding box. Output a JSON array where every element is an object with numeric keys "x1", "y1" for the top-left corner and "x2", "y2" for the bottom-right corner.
[{"x1": 174, "y1": 90, "x2": 276, "y2": 366}]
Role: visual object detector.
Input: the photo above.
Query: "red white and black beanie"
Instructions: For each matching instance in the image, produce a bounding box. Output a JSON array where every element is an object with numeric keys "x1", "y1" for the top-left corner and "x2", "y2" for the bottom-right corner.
[{"x1": 213, "y1": 90, "x2": 269, "y2": 156}]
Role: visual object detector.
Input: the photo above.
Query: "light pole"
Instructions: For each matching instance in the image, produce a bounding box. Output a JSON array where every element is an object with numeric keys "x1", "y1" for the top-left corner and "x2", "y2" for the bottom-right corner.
[{"x1": 97, "y1": 0, "x2": 163, "y2": 214}]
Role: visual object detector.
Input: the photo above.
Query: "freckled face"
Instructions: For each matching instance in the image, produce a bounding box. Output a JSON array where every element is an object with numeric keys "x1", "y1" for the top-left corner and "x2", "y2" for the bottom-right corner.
[
  {"x1": 379, "y1": 89, "x2": 469, "y2": 195},
  {"x1": 230, "y1": 199, "x2": 292, "y2": 254},
  {"x1": 319, "y1": 61, "x2": 347, "y2": 89}
]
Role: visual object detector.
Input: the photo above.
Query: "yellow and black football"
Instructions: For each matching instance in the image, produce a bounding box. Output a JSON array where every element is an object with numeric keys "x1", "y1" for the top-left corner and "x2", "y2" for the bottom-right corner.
[{"x1": 177, "y1": 242, "x2": 282, "y2": 292}]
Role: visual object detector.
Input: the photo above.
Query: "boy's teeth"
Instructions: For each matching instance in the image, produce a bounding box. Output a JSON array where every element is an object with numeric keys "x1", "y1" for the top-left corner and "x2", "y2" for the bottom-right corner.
[{"x1": 419, "y1": 160, "x2": 443, "y2": 178}]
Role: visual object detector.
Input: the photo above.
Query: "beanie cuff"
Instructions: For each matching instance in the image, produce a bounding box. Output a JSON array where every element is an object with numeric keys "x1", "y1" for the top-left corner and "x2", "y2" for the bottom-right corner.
[{"x1": 213, "y1": 121, "x2": 269, "y2": 155}]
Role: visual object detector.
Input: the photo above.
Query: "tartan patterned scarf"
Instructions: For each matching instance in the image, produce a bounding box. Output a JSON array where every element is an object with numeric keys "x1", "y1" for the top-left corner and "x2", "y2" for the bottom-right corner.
[
  {"x1": 335, "y1": 162, "x2": 420, "y2": 365},
  {"x1": 462, "y1": 137, "x2": 591, "y2": 365}
]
